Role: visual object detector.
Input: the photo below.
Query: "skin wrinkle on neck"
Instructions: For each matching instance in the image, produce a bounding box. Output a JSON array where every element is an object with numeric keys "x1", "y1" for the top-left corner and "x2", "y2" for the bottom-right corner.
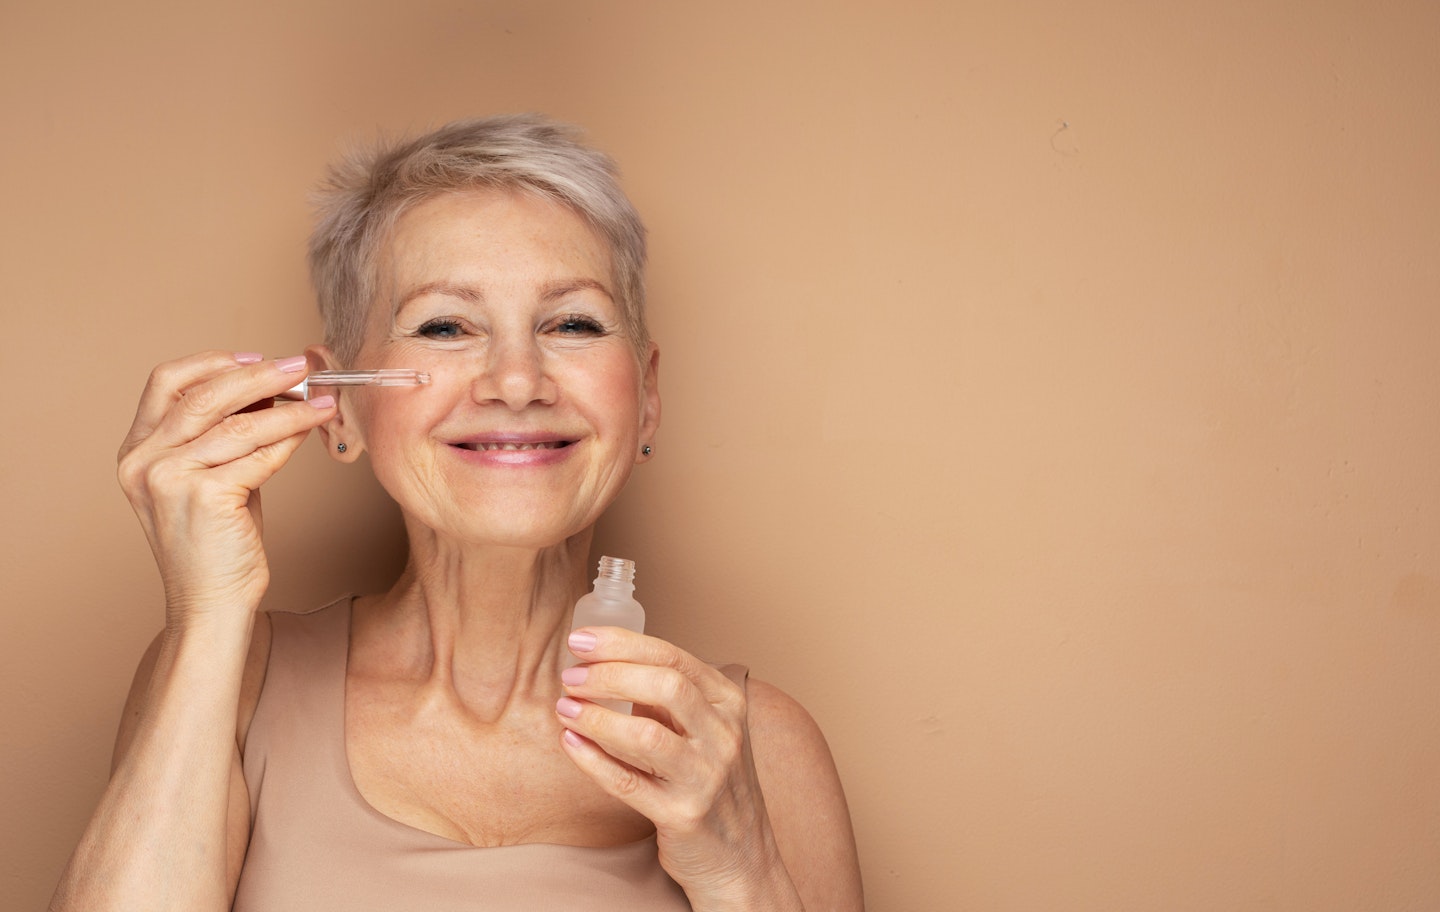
[
  {"x1": 337, "y1": 189, "x2": 657, "y2": 729},
  {"x1": 353, "y1": 529, "x2": 593, "y2": 724}
]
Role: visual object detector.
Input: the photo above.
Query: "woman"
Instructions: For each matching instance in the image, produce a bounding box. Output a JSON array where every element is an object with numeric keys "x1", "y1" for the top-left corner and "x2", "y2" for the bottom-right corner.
[{"x1": 51, "y1": 115, "x2": 864, "y2": 911}]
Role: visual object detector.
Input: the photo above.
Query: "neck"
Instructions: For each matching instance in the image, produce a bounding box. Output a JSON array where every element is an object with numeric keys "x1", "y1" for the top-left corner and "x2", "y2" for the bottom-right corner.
[{"x1": 356, "y1": 523, "x2": 595, "y2": 719}]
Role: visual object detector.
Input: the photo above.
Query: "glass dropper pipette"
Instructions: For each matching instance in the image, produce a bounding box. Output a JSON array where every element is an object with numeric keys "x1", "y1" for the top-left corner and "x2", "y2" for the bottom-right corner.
[{"x1": 279, "y1": 369, "x2": 431, "y2": 400}]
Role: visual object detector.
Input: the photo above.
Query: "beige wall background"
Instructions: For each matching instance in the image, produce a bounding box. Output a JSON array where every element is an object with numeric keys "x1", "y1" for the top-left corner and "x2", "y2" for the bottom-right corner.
[{"x1": 3, "y1": 1, "x2": 1437, "y2": 909}]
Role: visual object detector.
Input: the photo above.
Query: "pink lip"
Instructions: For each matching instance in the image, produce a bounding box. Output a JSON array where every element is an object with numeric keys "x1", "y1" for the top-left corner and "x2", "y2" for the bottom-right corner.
[{"x1": 446, "y1": 432, "x2": 578, "y2": 467}]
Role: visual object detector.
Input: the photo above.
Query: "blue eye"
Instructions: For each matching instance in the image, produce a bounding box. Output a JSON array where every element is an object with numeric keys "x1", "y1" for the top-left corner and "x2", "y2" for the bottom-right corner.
[
  {"x1": 553, "y1": 315, "x2": 606, "y2": 335},
  {"x1": 417, "y1": 318, "x2": 464, "y2": 339}
]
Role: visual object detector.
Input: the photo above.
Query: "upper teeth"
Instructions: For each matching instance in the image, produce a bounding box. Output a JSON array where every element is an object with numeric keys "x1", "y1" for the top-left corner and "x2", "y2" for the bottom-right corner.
[{"x1": 465, "y1": 442, "x2": 558, "y2": 451}]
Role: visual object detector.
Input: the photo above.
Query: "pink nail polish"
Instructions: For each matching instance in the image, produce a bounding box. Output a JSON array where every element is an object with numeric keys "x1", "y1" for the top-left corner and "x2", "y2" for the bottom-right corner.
[
  {"x1": 569, "y1": 631, "x2": 598, "y2": 653},
  {"x1": 234, "y1": 352, "x2": 263, "y2": 364},
  {"x1": 307, "y1": 394, "x2": 336, "y2": 410},
  {"x1": 562, "y1": 730, "x2": 585, "y2": 748},
  {"x1": 556, "y1": 697, "x2": 583, "y2": 719},
  {"x1": 561, "y1": 666, "x2": 588, "y2": 686},
  {"x1": 275, "y1": 355, "x2": 307, "y2": 373}
]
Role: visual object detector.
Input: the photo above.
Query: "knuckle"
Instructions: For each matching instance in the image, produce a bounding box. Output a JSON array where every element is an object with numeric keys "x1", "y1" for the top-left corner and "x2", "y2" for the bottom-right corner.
[
  {"x1": 655, "y1": 669, "x2": 688, "y2": 705},
  {"x1": 145, "y1": 361, "x2": 180, "y2": 392},
  {"x1": 672, "y1": 795, "x2": 708, "y2": 831},
  {"x1": 657, "y1": 642, "x2": 690, "y2": 672},
  {"x1": 611, "y1": 766, "x2": 645, "y2": 799},
  {"x1": 638, "y1": 720, "x2": 670, "y2": 756},
  {"x1": 140, "y1": 459, "x2": 183, "y2": 494},
  {"x1": 178, "y1": 383, "x2": 218, "y2": 418},
  {"x1": 219, "y1": 410, "x2": 258, "y2": 439},
  {"x1": 146, "y1": 351, "x2": 231, "y2": 396},
  {"x1": 716, "y1": 681, "x2": 748, "y2": 719},
  {"x1": 146, "y1": 356, "x2": 199, "y2": 395},
  {"x1": 717, "y1": 728, "x2": 745, "y2": 767},
  {"x1": 116, "y1": 451, "x2": 143, "y2": 489}
]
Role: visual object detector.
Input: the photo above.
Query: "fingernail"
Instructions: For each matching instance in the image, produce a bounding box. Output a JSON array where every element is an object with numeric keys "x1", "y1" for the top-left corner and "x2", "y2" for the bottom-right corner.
[
  {"x1": 569, "y1": 631, "x2": 598, "y2": 653},
  {"x1": 556, "y1": 696, "x2": 583, "y2": 719},
  {"x1": 275, "y1": 355, "x2": 307, "y2": 373},
  {"x1": 561, "y1": 666, "x2": 588, "y2": 686},
  {"x1": 308, "y1": 394, "x2": 336, "y2": 409},
  {"x1": 234, "y1": 352, "x2": 263, "y2": 364},
  {"x1": 562, "y1": 729, "x2": 585, "y2": 748}
]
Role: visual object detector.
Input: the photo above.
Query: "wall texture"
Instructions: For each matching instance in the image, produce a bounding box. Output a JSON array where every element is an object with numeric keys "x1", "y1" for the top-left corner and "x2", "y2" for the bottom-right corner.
[{"x1": 3, "y1": 1, "x2": 1437, "y2": 909}]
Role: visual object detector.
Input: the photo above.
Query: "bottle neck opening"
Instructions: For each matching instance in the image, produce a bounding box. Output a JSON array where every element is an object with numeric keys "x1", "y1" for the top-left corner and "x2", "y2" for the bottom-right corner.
[
  {"x1": 593, "y1": 555, "x2": 636, "y2": 597},
  {"x1": 595, "y1": 556, "x2": 635, "y2": 584}
]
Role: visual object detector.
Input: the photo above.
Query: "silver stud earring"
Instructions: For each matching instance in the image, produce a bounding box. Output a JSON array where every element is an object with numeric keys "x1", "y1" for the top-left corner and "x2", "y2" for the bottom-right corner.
[
  {"x1": 641, "y1": 445, "x2": 652, "y2": 456},
  {"x1": 336, "y1": 442, "x2": 347, "y2": 453}
]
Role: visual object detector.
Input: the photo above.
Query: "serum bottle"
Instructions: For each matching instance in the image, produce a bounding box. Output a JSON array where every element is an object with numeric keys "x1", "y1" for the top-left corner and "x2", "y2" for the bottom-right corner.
[{"x1": 570, "y1": 556, "x2": 645, "y2": 713}]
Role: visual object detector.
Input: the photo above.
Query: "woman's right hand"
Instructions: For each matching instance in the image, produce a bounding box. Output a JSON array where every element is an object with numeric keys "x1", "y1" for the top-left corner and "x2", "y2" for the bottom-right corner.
[{"x1": 116, "y1": 351, "x2": 336, "y2": 629}]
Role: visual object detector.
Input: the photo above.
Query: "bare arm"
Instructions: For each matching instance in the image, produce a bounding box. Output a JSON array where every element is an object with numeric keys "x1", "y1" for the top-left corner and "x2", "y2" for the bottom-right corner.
[
  {"x1": 50, "y1": 351, "x2": 330, "y2": 911},
  {"x1": 50, "y1": 617, "x2": 269, "y2": 910},
  {"x1": 747, "y1": 679, "x2": 865, "y2": 912}
]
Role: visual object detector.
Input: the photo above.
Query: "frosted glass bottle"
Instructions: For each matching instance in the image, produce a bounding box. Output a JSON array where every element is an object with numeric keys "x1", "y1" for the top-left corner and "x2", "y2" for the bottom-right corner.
[{"x1": 570, "y1": 556, "x2": 645, "y2": 713}]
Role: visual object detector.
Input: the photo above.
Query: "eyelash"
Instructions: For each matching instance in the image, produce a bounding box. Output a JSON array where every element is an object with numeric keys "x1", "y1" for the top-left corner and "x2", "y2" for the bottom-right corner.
[
  {"x1": 550, "y1": 315, "x2": 607, "y2": 336},
  {"x1": 416, "y1": 318, "x2": 464, "y2": 339},
  {"x1": 413, "y1": 315, "x2": 608, "y2": 339}
]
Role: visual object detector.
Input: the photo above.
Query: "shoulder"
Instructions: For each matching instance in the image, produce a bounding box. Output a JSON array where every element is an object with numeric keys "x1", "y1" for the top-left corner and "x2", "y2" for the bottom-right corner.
[
  {"x1": 744, "y1": 678, "x2": 845, "y2": 804},
  {"x1": 745, "y1": 677, "x2": 827, "y2": 755},
  {"x1": 744, "y1": 677, "x2": 866, "y2": 910},
  {"x1": 710, "y1": 666, "x2": 832, "y2": 761}
]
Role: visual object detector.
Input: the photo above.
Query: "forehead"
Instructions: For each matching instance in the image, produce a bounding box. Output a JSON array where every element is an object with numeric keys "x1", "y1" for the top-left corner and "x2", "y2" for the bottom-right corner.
[{"x1": 381, "y1": 188, "x2": 613, "y2": 290}]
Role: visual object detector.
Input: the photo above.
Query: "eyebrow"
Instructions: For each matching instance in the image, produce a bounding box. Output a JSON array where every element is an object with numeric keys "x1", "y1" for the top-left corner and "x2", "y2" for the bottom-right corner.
[
  {"x1": 394, "y1": 277, "x2": 615, "y2": 311},
  {"x1": 539, "y1": 277, "x2": 614, "y2": 302},
  {"x1": 395, "y1": 281, "x2": 482, "y2": 310}
]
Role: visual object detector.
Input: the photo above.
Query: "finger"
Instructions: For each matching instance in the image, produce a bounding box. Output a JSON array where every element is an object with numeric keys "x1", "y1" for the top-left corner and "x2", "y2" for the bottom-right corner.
[
  {"x1": 563, "y1": 661, "x2": 717, "y2": 740},
  {"x1": 195, "y1": 416, "x2": 326, "y2": 494},
  {"x1": 556, "y1": 693, "x2": 690, "y2": 777},
  {"x1": 142, "y1": 355, "x2": 313, "y2": 454},
  {"x1": 568, "y1": 627, "x2": 742, "y2": 708},
  {"x1": 555, "y1": 689, "x2": 751, "y2": 817},
  {"x1": 120, "y1": 398, "x2": 334, "y2": 514},
  {"x1": 557, "y1": 726, "x2": 672, "y2": 822},
  {"x1": 122, "y1": 350, "x2": 263, "y2": 456},
  {"x1": 183, "y1": 396, "x2": 336, "y2": 472}
]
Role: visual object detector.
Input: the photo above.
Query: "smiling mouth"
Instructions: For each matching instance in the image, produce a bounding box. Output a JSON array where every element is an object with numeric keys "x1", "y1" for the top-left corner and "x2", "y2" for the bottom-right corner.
[{"x1": 454, "y1": 441, "x2": 572, "y2": 451}]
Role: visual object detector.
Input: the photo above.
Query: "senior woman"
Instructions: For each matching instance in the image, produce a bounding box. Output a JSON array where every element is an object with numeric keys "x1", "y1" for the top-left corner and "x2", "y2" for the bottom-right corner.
[{"x1": 51, "y1": 115, "x2": 863, "y2": 911}]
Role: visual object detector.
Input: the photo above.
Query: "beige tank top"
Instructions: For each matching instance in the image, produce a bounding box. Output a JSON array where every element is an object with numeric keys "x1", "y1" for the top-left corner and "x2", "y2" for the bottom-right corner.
[{"x1": 235, "y1": 596, "x2": 713, "y2": 911}]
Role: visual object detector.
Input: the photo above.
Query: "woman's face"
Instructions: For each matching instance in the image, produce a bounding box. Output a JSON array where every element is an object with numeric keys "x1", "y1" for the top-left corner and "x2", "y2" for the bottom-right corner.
[{"x1": 332, "y1": 188, "x2": 659, "y2": 549}]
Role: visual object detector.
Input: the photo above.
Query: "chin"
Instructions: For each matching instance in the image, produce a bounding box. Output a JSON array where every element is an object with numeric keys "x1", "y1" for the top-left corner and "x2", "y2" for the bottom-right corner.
[{"x1": 406, "y1": 501, "x2": 599, "y2": 552}]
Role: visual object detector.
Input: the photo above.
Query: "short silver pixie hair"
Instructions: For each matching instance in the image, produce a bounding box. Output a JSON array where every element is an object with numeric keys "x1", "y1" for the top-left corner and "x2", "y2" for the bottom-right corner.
[{"x1": 308, "y1": 114, "x2": 648, "y2": 363}]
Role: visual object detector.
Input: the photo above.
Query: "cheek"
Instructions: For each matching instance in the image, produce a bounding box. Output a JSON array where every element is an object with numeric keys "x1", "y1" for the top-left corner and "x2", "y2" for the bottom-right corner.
[
  {"x1": 574, "y1": 359, "x2": 645, "y2": 422},
  {"x1": 349, "y1": 388, "x2": 439, "y2": 450}
]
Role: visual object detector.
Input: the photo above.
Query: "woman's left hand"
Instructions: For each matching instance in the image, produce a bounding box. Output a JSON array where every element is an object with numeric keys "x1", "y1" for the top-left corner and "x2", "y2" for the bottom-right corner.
[{"x1": 556, "y1": 628, "x2": 802, "y2": 910}]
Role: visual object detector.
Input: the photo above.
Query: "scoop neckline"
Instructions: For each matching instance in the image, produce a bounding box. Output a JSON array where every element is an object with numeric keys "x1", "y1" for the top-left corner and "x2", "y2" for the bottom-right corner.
[{"x1": 331, "y1": 596, "x2": 659, "y2": 854}]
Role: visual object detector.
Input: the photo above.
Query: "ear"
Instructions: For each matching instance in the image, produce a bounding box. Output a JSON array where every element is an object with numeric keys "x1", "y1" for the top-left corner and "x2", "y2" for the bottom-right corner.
[
  {"x1": 306, "y1": 344, "x2": 365, "y2": 463},
  {"x1": 636, "y1": 342, "x2": 661, "y2": 463}
]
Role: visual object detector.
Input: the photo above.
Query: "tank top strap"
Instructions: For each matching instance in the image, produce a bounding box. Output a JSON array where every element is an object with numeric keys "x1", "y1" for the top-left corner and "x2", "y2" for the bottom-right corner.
[
  {"x1": 241, "y1": 596, "x2": 353, "y2": 822},
  {"x1": 715, "y1": 663, "x2": 749, "y2": 690},
  {"x1": 236, "y1": 595, "x2": 696, "y2": 911}
]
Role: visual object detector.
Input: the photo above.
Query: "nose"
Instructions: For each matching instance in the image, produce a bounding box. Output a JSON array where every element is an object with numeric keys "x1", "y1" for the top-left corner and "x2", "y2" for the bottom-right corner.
[{"x1": 470, "y1": 333, "x2": 557, "y2": 409}]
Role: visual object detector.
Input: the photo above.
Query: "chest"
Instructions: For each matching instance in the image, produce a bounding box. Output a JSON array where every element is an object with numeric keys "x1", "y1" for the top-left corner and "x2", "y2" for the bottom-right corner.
[{"x1": 343, "y1": 674, "x2": 653, "y2": 848}]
